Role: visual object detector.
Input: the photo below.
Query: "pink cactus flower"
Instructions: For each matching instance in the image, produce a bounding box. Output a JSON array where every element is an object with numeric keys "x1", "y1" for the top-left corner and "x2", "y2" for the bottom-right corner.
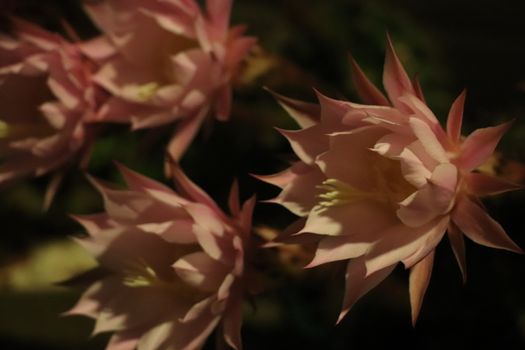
[
  {"x1": 260, "y1": 35, "x2": 522, "y2": 324},
  {"x1": 67, "y1": 163, "x2": 255, "y2": 350},
  {"x1": 0, "y1": 18, "x2": 101, "y2": 206},
  {"x1": 83, "y1": 0, "x2": 256, "y2": 160}
]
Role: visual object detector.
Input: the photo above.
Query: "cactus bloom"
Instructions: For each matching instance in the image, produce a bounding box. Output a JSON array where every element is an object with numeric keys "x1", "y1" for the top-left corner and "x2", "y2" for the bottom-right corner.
[
  {"x1": 67, "y1": 164, "x2": 255, "y2": 350},
  {"x1": 0, "y1": 19, "x2": 100, "y2": 187},
  {"x1": 261, "y1": 36, "x2": 522, "y2": 324},
  {"x1": 84, "y1": 0, "x2": 256, "y2": 159}
]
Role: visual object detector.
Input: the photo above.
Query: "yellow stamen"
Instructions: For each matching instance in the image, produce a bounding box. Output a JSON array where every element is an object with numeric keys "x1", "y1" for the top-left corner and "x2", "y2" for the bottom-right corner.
[
  {"x1": 136, "y1": 82, "x2": 160, "y2": 102},
  {"x1": 122, "y1": 259, "x2": 162, "y2": 288},
  {"x1": 316, "y1": 179, "x2": 383, "y2": 210}
]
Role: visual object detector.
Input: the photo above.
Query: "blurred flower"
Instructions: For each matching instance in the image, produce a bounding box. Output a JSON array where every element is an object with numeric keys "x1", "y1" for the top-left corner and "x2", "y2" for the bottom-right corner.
[
  {"x1": 66, "y1": 163, "x2": 255, "y2": 350},
  {"x1": 260, "y1": 35, "x2": 522, "y2": 324},
  {"x1": 0, "y1": 18, "x2": 102, "y2": 207},
  {"x1": 82, "y1": 0, "x2": 256, "y2": 160}
]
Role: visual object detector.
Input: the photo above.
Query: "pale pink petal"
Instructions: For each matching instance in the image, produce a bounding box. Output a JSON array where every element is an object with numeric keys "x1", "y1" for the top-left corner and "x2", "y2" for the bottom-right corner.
[
  {"x1": 408, "y1": 250, "x2": 434, "y2": 325},
  {"x1": 107, "y1": 332, "x2": 140, "y2": 350},
  {"x1": 206, "y1": 0, "x2": 233, "y2": 37},
  {"x1": 348, "y1": 53, "x2": 389, "y2": 106},
  {"x1": 446, "y1": 90, "x2": 466, "y2": 144},
  {"x1": 447, "y1": 222, "x2": 467, "y2": 283},
  {"x1": 228, "y1": 179, "x2": 241, "y2": 216},
  {"x1": 139, "y1": 315, "x2": 221, "y2": 350},
  {"x1": 397, "y1": 163, "x2": 457, "y2": 228},
  {"x1": 272, "y1": 163, "x2": 324, "y2": 216},
  {"x1": 365, "y1": 218, "x2": 448, "y2": 276},
  {"x1": 278, "y1": 124, "x2": 328, "y2": 165},
  {"x1": 301, "y1": 200, "x2": 396, "y2": 237},
  {"x1": 166, "y1": 106, "x2": 209, "y2": 161},
  {"x1": 459, "y1": 121, "x2": 512, "y2": 171},
  {"x1": 116, "y1": 162, "x2": 174, "y2": 194},
  {"x1": 315, "y1": 89, "x2": 350, "y2": 130},
  {"x1": 382, "y1": 34, "x2": 415, "y2": 108},
  {"x1": 168, "y1": 161, "x2": 224, "y2": 217},
  {"x1": 266, "y1": 89, "x2": 320, "y2": 128},
  {"x1": 408, "y1": 117, "x2": 449, "y2": 164},
  {"x1": 317, "y1": 127, "x2": 387, "y2": 191},
  {"x1": 338, "y1": 257, "x2": 395, "y2": 323},
  {"x1": 452, "y1": 195, "x2": 522, "y2": 253},
  {"x1": 306, "y1": 235, "x2": 369, "y2": 267},
  {"x1": 465, "y1": 172, "x2": 522, "y2": 197},
  {"x1": 173, "y1": 252, "x2": 228, "y2": 292},
  {"x1": 223, "y1": 288, "x2": 243, "y2": 350},
  {"x1": 398, "y1": 94, "x2": 439, "y2": 125},
  {"x1": 397, "y1": 147, "x2": 432, "y2": 188},
  {"x1": 411, "y1": 74, "x2": 426, "y2": 103}
]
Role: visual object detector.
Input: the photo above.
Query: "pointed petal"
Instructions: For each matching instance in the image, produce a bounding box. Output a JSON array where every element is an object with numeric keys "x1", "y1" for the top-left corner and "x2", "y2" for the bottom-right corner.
[
  {"x1": 266, "y1": 88, "x2": 320, "y2": 128},
  {"x1": 115, "y1": 162, "x2": 174, "y2": 194},
  {"x1": 459, "y1": 121, "x2": 512, "y2": 171},
  {"x1": 107, "y1": 332, "x2": 140, "y2": 350},
  {"x1": 223, "y1": 290, "x2": 243, "y2": 350},
  {"x1": 365, "y1": 218, "x2": 448, "y2": 276},
  {"x1": 173, "y1": 252, "x2": 228, "y2": 292},
  {"x1": 452, "y1": 195, "x2": 522, "y2": 253},
  {"x1": 409, "y1": 250, "x2": 434, "y2": 325},
  {"x1": 383, "y1": 33, "x2": 415, "y2": 107},
  {"x1": 167, "y1": 161, "x2": 224, "y2": 217},
  {"x1": 411, "y1": 74, "x2": 426, "y2": 103},
  {"x1": 466, "y1": 172, "x2": 522, "y2": 197},
  {"x1": 408, "y1": 117, "x2": 449, "y2": 164},
  {"x1": 446, "y1": 90, "x2": 466, "y2": 143},
  {"x1": 447, "y1": 222, "x2": 467, "y2": 283},
  {"x1": 166, "y1": 106, "x2": 209, "y2": 161},
  {"x1": 278, "y1": 124, "x2": 328, "y2": 165},
  {"x1": 348, "y1": 53, "x2": 389, "y2": 106},
  {"x1": 338, "y1": 258, "x2": 395, "y2": 323},
  {"x1": 306, "y1": 235, "x2": 369, "y2": 267},
  {"x1": 228, "y1": 179, "x2": 241, "y2": 216}
]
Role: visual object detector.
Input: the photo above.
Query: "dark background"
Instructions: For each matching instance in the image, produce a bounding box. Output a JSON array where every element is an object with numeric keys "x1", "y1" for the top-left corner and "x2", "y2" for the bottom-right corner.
[{"x1": 0, "y1": 0, "x2": 524, "y2": 349}]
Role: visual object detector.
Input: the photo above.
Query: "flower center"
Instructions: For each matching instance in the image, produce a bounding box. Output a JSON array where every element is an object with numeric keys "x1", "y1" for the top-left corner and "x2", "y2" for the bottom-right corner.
[
  {"x1": 317, "y1": 179, "x2": 385, "y2": 210},
  {"x1": 122, "y1": 259, "x2": 163, "y2": 288},
  {"x1": 135, "y1": 82, "x2": 161, "y2": 102}
]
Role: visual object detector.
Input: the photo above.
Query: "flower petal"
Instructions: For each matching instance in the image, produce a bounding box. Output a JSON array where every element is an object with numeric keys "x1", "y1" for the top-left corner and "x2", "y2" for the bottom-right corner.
[
  {"x1": 465, "y1": 172, "x2": 522, "y2": 197},
  {"x1": 446, "y1": 90, "x2": 466, "y2": 144},
  {"x1": 409, "y1": 250, "x2": 434, "y2": 325},
  {"x1": 348, "y1": 53, "x2": 389, "y2": 106},
  {"x1": 452, "y1": 195, "x2": 522, "y2": 253},
  {"x1": 447, "y1": 221, "x2": 467, "y2": 283},
  {"x1": 382, "y1": 34, "x2": 415, "y2": 109},
  {"x1": 459, "y1": 121, "x2": 512, "y2": 172},
  {"x1": 267, "y1": 88, "x2": 321, "y2": 128},
  {"x1": 337, "y1": 257, "x2": 395, "y2": 323}
]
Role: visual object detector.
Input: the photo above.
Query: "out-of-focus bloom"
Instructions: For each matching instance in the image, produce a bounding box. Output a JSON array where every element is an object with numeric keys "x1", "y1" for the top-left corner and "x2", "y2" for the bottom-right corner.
[
  {"x1": 83, "y1": 0, "x2": 256, "y2": 159},
  {"x1": 260, "y1": 35, "x2": 522, "y2": 324},
  {"x1": 0, "y1": 18, "x2": 101, "y2": 205},
  {"x1": 66, "y1": 163, "x2": 255, "y2": 350}
]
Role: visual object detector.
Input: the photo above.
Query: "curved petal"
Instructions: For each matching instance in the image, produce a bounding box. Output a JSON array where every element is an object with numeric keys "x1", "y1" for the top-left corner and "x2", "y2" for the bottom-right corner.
[
  {"x1": 447, "y1": 221, "x2": 467, "y2": 283},
  {"x1": 266, "y1": 88, "x2": 320, "y2": 128},
  {"x1": 452, "y1": 195, "x2": 522, "y2": 253},
  {"x1": 348, "y1": 53, "x2": 389, "y2": 106},
  {"x1": 465, "y1": 172, "x2": 522, "y2": 197},
  {"x1": 382, "y1": 34, "x2": 415, "y2": 109},
  {"x1": 337, "y1": 257, "x2": 395, "y2": 323},
  {"x1": 446, "y1": 90, "x2": 466, "y2": 144},
  {"x1": 459, "y1": 121, "x2": 512, "y2": 172},
  {"x1": 173, "y1": 252, "x2": 228, "y2": 292},
  {"x1": 409, "y1": 250, "x2": 434, "y2": 325}
]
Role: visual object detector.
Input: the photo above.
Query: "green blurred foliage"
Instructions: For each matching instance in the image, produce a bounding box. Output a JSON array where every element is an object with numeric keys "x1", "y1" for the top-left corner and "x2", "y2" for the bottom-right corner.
[{"x1": 1, "y1": 0, "x2": 525, "y2": 349}]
